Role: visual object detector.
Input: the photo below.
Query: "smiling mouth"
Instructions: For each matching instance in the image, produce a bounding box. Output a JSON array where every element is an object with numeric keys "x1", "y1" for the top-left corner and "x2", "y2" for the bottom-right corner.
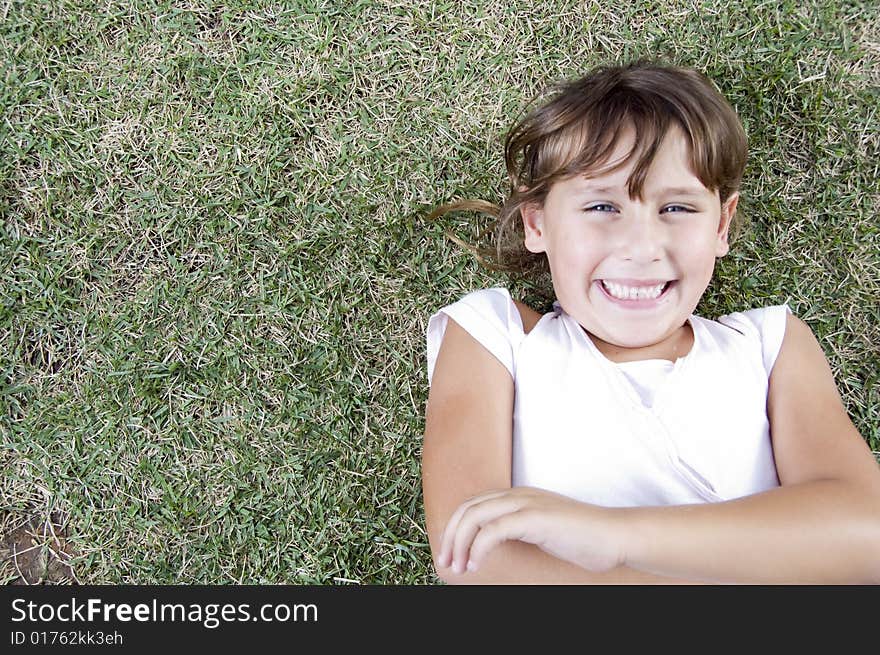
[{"x1": 599, "y1": 279, "x2": 674, "y2": 301}]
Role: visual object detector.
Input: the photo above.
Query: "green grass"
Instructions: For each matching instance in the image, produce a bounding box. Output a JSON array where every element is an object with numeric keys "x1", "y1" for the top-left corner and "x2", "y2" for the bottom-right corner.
[{"x1": 1, "y1": 0, "x2": 877, "y2": 584}]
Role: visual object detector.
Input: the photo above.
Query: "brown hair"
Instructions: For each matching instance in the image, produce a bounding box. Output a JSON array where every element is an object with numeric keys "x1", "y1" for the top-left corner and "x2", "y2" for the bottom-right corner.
[{"x1": 430, "y1": 60, "x2": 748, "y2": 276}]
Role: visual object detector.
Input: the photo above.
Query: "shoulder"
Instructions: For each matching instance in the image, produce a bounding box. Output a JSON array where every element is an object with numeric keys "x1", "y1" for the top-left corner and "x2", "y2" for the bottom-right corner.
[
  {"x1": 715, "y1": 304, "x2": 791, "y2": 336},
  {"x1": 426, "y1": 287, "x2": 543, "y2": 384},
  {"x1": 769, "y1": 313, "x2": 828, "y2": 383},
  {"x1": 443, "y1": 287, "x2": 541, "y2": 331},
  {"x1": 711, "y1": 304, "x2": 791, "y2": 375}
]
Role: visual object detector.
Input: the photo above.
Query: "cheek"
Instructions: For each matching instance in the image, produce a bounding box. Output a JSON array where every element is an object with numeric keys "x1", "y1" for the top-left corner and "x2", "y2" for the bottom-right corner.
[
  {"x1": 676, "y1": 229, "x2": 719, "y2": 263},
  {"x1": 683, "y1": 246, "x2": 720, "y2": 282},
  {"x1": 550, "y1": 246, "x2": 597, "y2": 283},
  {"x1": 548, "y1": 228, "x2": 599, "y2": 264}
]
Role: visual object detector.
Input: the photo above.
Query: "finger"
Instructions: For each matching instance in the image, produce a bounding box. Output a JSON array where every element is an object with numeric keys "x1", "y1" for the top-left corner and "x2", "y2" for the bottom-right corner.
[
  {"x1": 437, "y1": 489, "x2": 510, "y2": 569},
  {"x1": 439, "y1": 491, "x2": 507, "y2": 570},
  {"x1": 449, "y1": 496, "x2": 526, "y2": 574},
  {"x1": 466, "y1": 511, "x2": 535, "y2": 572}
]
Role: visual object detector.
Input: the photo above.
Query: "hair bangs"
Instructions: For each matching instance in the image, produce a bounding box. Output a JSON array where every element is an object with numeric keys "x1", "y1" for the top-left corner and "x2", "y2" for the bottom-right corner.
[
  {"x1": 525, "y1": 91, "x2": 698, "y2": 202},
  {"x1": 566, "y1": 100, "x2": 676, "y2": 200}
]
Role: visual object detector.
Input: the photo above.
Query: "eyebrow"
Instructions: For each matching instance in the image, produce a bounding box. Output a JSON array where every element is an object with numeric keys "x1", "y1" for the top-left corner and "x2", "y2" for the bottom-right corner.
[
  {"x1": 575, "y1": 184, "x2": 708, "y2": 197},
  {"x1": 657, "y1": 187, "x2": 709, "y2": 197}
]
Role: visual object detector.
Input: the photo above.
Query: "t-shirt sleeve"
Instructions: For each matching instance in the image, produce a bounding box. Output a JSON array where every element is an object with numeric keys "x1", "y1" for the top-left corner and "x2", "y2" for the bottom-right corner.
[
  {"x1": 426, "y1": 287, "x2": 524, "y2": 386},
  {"x1": 718, "y1": 304, "x2": 792, "y2": 376}
]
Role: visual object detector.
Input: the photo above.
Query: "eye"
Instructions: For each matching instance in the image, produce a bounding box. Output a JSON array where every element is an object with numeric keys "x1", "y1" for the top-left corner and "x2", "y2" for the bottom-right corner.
[
  {"x1": 584, "y1": 203, "x2": 617, "y2": 213},
  {"x1": 661, "y1": 205, "x2": 694, "y2": 214}
]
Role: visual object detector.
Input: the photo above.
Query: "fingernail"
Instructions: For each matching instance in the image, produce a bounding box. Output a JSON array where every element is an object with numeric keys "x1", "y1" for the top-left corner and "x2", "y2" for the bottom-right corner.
[{"x1": 466, "y1": 560, "x2": 477, "y2": 572}]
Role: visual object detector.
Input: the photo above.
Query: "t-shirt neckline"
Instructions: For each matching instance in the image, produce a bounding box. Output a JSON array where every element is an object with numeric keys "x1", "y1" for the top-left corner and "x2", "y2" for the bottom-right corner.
[{"x1": 549, "y1": 300, "x2": 701, "y2": 411}]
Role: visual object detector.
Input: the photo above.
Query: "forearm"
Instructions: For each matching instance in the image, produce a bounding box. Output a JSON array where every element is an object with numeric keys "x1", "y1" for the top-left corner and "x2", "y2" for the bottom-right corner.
[
  {"x1": 435, "y1": 541, "x2": 699, "y2": 585},
  {"x1": 620, "y1": 480, "x2": 880, "y2": 583}
]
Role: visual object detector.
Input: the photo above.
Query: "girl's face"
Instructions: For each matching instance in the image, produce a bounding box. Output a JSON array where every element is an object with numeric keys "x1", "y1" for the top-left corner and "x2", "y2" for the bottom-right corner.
[{"x1": 522, "y1": 125, "x2": 738, "y2": 359}]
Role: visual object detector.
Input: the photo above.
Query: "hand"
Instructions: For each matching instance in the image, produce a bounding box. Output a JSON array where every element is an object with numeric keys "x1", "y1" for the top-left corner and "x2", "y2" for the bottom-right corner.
[{"x1": 437, "y1": 487, "x2": 626, "y2": 575}]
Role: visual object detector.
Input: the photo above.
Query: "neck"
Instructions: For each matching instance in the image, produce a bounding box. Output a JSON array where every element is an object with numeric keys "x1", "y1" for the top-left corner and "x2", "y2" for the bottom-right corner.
[{"x1": 587, "y1": 322, "x2": 694, "y2": 363}]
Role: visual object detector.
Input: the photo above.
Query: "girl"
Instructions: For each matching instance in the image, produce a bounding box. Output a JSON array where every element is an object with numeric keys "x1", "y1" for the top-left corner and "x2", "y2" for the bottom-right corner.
[{"x1": 422, "y1": 61, "x2": 880, "y2": 584}]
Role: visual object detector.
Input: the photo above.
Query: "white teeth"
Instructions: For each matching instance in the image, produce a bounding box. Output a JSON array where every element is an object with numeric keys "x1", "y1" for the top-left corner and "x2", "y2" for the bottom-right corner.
[{"x1": 601, "y1": 280, "x2": 668, "y2": 300}]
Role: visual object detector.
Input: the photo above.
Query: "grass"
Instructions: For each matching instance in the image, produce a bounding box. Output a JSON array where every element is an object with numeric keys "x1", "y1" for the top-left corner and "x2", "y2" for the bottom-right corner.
[{"x1": 0, "y1": 0, "x2": 877, "y2": 584}]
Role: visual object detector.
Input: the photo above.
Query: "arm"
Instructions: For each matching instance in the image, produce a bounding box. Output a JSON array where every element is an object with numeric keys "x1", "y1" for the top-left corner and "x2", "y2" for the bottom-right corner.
[
  {"x1": 422, "y1": 316, "x2": 697, "y2": 584},
  {"x1": 440, "y1": 315, "x2": 880, "y2": 583}
]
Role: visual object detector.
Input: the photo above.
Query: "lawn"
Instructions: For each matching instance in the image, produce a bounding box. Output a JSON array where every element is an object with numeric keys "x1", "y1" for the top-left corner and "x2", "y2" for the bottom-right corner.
[{"x1": 1, "y1": 0, "x2": 877, "y2": 584}]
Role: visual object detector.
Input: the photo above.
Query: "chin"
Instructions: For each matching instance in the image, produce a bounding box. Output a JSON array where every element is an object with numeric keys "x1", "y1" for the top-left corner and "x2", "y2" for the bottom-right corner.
[{"x1": 591, "y1": 327, "x2": 662, "y2": 348}]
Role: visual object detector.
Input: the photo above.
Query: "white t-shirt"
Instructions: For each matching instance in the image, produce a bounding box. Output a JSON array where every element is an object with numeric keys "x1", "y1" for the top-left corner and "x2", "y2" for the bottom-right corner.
[
  {"x1": 427, "y1": 287, "x2": 790, "y2": 508},
  {"x1": 616, "y1": 359, "x2": 675, "y2": 408}
]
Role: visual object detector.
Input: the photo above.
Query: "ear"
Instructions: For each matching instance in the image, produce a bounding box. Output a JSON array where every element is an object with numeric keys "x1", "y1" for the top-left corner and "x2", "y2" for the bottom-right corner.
[
  {"x1": 521, "y1": 202, "x2": 548, "y2": 254},
  {"x1": 715, "y1": 192, "x2": 739, "y2": 258}
]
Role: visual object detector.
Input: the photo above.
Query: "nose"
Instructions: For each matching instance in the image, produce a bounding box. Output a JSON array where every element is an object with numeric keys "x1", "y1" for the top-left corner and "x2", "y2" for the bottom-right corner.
[{"x1": 618, "y1": 208, "x2": 665, "y2": 263}]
